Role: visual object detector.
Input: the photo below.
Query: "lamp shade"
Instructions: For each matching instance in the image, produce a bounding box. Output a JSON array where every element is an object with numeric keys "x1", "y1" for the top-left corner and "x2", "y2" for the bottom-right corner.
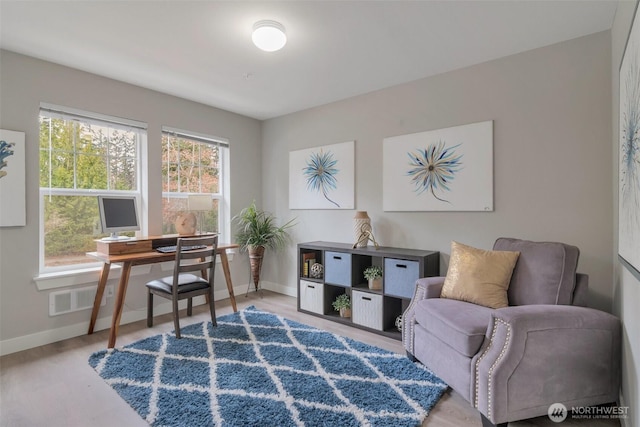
[
  {"x1": 252, "y1": 20, "x2": 287, "y2": 52},
  {"x1": 188, "y1": 194, "x2": 212, "y2": 211}
]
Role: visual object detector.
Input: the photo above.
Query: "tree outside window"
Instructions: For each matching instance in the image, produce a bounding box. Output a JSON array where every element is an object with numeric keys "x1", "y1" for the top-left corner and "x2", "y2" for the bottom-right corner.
[
  {"x1": 39, "y1": 109, "x2": 143, "y2": 271},
  {"x1": 161, "y1": 130, "x2": 227, "y2": 238}
]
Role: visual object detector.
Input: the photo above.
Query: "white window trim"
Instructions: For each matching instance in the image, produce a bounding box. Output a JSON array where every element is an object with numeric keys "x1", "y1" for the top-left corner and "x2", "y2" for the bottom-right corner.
[
  {"x1": 40, "y1": 103, "x2": 148, "y2": 130},
  {"x1": 38, "y1": 104, "x2": 148, "y2": 274},
  {"x1": 161, "y1": 126, "x2": 230, "y2": 243}
]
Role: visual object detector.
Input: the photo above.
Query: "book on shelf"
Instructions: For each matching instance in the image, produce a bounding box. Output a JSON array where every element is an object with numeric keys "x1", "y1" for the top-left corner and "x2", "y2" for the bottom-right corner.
[
  {"x1": 306, "y1": 259, "x2": 316, "y2": 277},
  {"x1": 302, "y1": 252, "x2": 316, "y2": 277}
]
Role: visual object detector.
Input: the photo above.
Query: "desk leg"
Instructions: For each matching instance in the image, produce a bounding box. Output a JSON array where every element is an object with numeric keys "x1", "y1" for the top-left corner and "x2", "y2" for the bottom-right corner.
[
  {"x1": 219, "y1": 250, "x2": 237, "y2": 312},
  {"x1": 88, "y1": 262, "x2": 111, "y2": 334},
  {"x1": 108, "y1": 261, "x2": 132, "y2": 348}
]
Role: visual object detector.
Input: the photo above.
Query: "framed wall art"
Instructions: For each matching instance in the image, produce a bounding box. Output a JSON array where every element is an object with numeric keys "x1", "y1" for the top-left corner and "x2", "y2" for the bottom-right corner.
[
  {"x1": 619, "y1": 2, "x2": 640, "y2": 276},
  {"x1": 0, "y1": 129, "x2": 26, "y2": 227},
  {"x1": 289, "y1": 141, "x2": 355, "y2": 210},
  {"x1": 383, "y1": 121, "x2": 493, "y2": 212}
]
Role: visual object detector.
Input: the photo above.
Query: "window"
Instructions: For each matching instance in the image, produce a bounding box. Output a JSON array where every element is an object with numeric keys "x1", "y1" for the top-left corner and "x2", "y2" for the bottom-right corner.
[
  {"x1": 161, "y1": 127, "x2": 229, "y2": 241},
  {"x1": 39, "y1": 104, "x2": 146, "y2": 272}
]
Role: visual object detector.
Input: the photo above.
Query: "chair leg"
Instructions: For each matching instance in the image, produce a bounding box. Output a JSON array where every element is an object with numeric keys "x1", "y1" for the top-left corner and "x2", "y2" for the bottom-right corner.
[
  {"x1": 187, "y1": 297, "x2": 193, "y2": 316},
  {"x1": 173, "y1": 298, "x2": 181, "y2": 339},
  {"x1": 147, "y1": 292, "x2": 153, "y2": 327},
  {"x1": 480, "y1": 413, "x2": 507, "y2": 427},
  {"x1": 208, "y1": 287, "x2": 217, "y2": 327}
]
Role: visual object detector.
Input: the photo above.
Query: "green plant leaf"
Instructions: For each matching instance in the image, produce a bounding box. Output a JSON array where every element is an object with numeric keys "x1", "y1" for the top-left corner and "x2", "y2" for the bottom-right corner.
[{"x1": 232, "y1": 201, "x2": 296, "y2": 252}]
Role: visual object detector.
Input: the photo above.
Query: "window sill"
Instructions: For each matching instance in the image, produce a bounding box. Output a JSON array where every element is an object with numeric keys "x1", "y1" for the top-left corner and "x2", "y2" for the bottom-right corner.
[
  {"x1": 34, "y1": 251, "x2": 235, "y2": 291},
  {"x1": 34, "y1": 265, "x2": 124, "y2": 291}
]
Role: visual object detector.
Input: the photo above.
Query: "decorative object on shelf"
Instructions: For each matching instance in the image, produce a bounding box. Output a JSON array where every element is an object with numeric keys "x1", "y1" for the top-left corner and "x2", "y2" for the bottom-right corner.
[
  {"x1": 619, "y1": 3, "x2": 640, "y2": 277},
  {"x1": 289, "y1": 141, "x2": 355, "y2": 210},
  {"x1": 352, "y1": 220, "x2": 380, "y2": 249},
  {"x1": 395, "y1": 315, "x2": 403, "y2": 332},
  {"x1": 353, "y1": 211, "x2": 371, "y2": 248},
  {"x1": 187, "y1": 194, "x2": 212, "y2": 235},
  {"x1": 233, "y1": 201, "x2": 296, "y2": 291},
  {"x1": 332, "y1": 293, "x2": 351, "y2": 318},
  {"x1": 363, "y1": 265, "x2": 383, "y2": 290},
  {"x1": 310, "y1": 262, "x2": 324, "y2": 279},
  {"x1": 383, "y1": 120, "x2": 494, "y2": 212},
  {"x1": 174, "y1": 212, "x2": 197, "y2": 235}
]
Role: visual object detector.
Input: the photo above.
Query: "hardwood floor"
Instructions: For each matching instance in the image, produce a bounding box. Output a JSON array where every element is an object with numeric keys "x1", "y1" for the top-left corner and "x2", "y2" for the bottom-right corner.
[{"x1": 0, "y1": 292, "x2": 619, "y2": 427}]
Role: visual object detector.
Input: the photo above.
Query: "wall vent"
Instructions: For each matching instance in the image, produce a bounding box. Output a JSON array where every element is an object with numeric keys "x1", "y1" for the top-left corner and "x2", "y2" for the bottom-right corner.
[{"x1": 49, "y1": 285, "x2": 105, "y2": 316}]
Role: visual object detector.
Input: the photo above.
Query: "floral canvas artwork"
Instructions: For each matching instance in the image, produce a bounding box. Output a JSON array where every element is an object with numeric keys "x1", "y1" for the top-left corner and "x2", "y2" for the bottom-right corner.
[
  {"x1": 383, "y1": 121, "x2": 493, "y2": 212},
  {"x1": 289, "y1": 141, "x2": 354, "y2": 210},
  {"x1": 0, "y1": 129, "x2": 26, "y2": 226},
  {"x1": 619, "y1": 4, "x2": 640, "y2": 275}
]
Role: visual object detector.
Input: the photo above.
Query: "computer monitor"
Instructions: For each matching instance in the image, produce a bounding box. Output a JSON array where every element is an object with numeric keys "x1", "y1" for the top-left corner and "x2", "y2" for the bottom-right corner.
[{"x1": 98, "y1": 195, "x2": 140, "y2": 241}]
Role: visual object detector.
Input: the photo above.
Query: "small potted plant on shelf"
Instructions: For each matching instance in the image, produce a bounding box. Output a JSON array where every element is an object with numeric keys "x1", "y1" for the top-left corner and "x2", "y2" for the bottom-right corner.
[
  {"x1": 332, "y1": 294, "x2": 351, "y2": 318},
  {"x1": 364, "y1": 265, "x2": 383, "y2": 290}
]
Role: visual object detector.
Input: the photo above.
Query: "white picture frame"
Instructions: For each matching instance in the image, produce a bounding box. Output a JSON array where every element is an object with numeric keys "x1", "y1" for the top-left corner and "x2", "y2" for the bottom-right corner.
[
  {"x1": 0, "y1": 129, "x2": 26, "y2": 226},
  {"x1": 289, "y1": 141, "x2": 355, "y2": 210},
  {"x1": 619, "y1": 2, "x2": 640, "y2": 276},
  {"x1": 383, "y1": 121, "x2": 493, "y2": 212}
]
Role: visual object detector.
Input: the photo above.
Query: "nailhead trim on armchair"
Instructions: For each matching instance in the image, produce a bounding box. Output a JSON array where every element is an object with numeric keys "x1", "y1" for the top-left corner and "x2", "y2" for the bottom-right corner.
[{"x1": 474, "y1": 316, "x2": 512, "y2": 420}]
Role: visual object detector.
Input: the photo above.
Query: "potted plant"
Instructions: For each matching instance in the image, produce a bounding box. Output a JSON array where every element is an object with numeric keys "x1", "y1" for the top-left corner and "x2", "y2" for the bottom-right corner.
[
  {"x1": 332, "y1": 293, "x2": 351, "y2": 318},
  {"x1": 364, "y1": 265, "x2": 383, "y2": 290},
  {"x1": 233, "y1": 201, "x2": 295, "y2": 291}
]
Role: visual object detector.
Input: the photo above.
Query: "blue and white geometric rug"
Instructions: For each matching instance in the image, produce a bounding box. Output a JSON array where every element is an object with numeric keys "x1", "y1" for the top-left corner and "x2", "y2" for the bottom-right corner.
[{"x1": 89, "y1": 306, "x2": 447, "y2": 427}]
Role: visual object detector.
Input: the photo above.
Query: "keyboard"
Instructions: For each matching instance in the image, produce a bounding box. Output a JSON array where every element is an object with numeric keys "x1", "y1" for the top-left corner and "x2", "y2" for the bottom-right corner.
[{"x1": 156, "y1": 244, "x2": 207, "y2": 253}]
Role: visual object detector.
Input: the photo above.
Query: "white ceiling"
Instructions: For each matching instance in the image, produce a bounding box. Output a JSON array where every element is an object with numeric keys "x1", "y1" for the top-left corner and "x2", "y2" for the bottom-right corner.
[{"x1": 0, "y1": 1, "x2": 617, "y2": 120}]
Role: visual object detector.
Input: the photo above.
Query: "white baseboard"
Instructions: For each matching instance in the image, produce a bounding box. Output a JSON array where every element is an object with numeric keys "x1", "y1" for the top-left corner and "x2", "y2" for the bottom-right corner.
[
  {"x1": 260, "y1": 280, "x2": 297, "y2": 297},
  {"x1": 0, "y1": 283, "x2": 296, "y2": 356}
]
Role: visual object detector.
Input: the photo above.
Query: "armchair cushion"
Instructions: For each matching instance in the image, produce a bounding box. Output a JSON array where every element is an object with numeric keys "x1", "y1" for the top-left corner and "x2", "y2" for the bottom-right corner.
[
  {"x1": 493, "y1": 237, "x2": 579, "y2": 305},
  {"x1": 441, "y1": 241, "x2": 520, "y2": 309},
  {"x1": 415, "y1": 298, "x2": 493, "y2": 357}
]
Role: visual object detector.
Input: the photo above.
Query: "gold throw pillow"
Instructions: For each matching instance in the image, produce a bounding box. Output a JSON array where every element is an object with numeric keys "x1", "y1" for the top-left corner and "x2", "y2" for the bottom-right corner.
[{"x1": 441, "y1": 241, "x2": 520, "y2": 309}]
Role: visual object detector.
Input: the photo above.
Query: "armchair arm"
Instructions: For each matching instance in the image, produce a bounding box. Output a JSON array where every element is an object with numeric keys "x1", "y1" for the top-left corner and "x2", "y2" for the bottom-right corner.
[
  {"x1": 414, "y1": 276, "x2": 446, "y2": 298},
  {"x1": 402, "y1": 276, "x2": 446, "y2": 355},
  {"x1": 472, "y1": 305, "x2": 621, "y2": 424}
]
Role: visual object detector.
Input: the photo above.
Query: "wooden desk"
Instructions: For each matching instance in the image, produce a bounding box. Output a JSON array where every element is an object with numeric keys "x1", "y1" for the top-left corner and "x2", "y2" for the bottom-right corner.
[{"x1": 87, "y1": 237, "x2": 239, "y2": 348}]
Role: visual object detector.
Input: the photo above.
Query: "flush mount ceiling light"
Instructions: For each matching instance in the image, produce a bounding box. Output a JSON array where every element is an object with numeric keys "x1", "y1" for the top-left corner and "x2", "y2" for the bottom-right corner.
[{"x1": 252, "y1": 20, "x2": 287, "y2": 52}]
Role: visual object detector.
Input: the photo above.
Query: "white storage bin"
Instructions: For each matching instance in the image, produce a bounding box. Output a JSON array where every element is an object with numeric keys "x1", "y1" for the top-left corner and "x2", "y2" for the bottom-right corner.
[
  {"x1": 299, "y1": 280, "x2": 324, "y2": 314},
  {"x1": 352, "y1": 290, "x2": 383, "y2": 331}
]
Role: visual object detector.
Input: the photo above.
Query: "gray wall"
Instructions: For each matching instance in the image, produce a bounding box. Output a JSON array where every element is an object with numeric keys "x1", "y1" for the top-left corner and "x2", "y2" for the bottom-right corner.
[
  {"x1": 262, "y1": 31, "x2": 613, "y2": 312},
  {"x1": 612, "y1": 2, "x2": 640, "y2": 425},
  {"x1": 0, "y1": 51, "x2": 262, "y2": 351}
]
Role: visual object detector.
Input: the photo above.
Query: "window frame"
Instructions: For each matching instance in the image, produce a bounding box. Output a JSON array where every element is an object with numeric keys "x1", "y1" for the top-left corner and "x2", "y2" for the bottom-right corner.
[
  {"x1": 161, "y1": 126, "x2": 230, "y2": 243},
  {"x1": 38, "y1": 103, "x2": 147, "y2": 274}
]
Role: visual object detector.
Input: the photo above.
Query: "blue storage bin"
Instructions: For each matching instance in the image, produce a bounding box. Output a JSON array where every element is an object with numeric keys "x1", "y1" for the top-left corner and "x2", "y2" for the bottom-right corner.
[
  {"x1": 324, "y1": 251, "x2": 352, "y2": 287},
  {"x1": 384, "y1": 258, "x2": 420, "y2": 298}
]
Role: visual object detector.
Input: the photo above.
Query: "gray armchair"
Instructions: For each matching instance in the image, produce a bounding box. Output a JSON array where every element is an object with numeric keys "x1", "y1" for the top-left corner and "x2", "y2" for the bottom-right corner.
[{"x1": 402, "y1": 238, "x2": 621, "y2": 427}]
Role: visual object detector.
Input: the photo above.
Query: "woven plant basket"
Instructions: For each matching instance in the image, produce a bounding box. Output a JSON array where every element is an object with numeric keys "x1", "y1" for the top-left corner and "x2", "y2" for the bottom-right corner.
[{"x1": 248, "y1": 245, "x2": 265, "y2": 290}]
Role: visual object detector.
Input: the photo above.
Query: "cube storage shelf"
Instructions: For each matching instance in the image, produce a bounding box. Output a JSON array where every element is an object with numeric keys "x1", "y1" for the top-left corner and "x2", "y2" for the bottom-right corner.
[{"x1": 297, "y1": 241, "x2": 439, "y2": 340}]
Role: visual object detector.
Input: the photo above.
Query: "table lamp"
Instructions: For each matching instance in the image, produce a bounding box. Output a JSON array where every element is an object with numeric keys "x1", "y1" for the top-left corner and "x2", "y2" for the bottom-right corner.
[{"x1": 187, "y1": 194, "x2": 212, "y2": 235}]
